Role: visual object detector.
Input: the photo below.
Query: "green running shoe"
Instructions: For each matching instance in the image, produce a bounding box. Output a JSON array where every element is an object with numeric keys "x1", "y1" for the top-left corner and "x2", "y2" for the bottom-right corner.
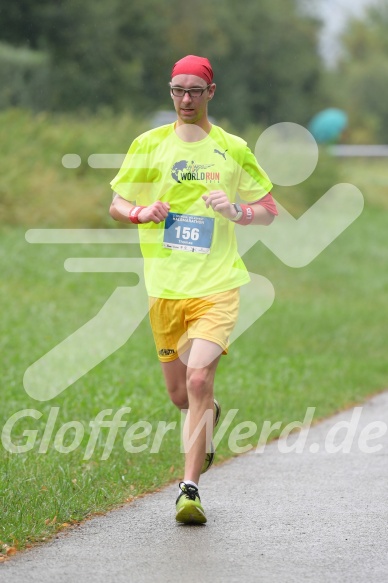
[
  {"x1": 176, "y1": 482, "x2": 207, "y2": 524},
  {"x1": 201, "y1": 399, "x2": 221, "y2": 474}
]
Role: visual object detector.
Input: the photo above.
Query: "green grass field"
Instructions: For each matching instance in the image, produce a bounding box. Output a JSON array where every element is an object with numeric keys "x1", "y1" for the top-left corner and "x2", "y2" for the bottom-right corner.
[{"x1": 1, "y1": 110, "x2": 388, "y2": 554}]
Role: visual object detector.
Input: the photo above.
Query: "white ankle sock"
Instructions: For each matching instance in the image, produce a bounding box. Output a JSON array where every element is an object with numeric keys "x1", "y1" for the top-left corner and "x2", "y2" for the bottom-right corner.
[{"x1": 179, "y1": 480, "x2": 198, "y2": 493}]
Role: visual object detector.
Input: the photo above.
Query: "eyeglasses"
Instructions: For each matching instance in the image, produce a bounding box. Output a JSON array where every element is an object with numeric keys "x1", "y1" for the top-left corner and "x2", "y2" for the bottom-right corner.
[{"x1": 169, "y1": 84, "x2": 210, "y2": 98}]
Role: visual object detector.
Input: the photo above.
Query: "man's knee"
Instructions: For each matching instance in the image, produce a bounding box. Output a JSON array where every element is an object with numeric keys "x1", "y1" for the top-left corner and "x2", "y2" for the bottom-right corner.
[
  {"x1": 167, "y1": 382, "x2": 189, "y2": 409},
  {"x1": 186, "y1": 368, "x2": 213, "y2": 399}
]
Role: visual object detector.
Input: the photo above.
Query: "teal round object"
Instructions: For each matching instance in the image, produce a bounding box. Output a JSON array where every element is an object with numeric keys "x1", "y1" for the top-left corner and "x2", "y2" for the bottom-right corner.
[{"x1": 308, "y1": 108, "x2": 348, "y2": 143}]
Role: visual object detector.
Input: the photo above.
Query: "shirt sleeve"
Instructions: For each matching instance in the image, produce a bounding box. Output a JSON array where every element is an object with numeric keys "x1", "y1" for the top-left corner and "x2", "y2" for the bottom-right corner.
[{"x1": 237, "y1": 146, "x2": 273, "y2": 203}]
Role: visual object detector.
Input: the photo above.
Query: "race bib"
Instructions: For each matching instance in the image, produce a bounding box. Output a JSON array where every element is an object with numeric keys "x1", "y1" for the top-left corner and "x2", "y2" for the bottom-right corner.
[{"x1": 163, "y1": 212, "x2": 214, "y2": 254}]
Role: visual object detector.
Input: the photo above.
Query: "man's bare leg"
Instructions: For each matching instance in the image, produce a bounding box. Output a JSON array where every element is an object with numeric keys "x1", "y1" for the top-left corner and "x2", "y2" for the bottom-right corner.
[
  {"x1": 184, "y1": 339, "x2": 222, "y2": 484},
  {"x1": 161, "y1": 356, "x2": 189, "y2": 410},
  {"x1": 161, "y1": 339, "x2": 222, "y2": 485}
]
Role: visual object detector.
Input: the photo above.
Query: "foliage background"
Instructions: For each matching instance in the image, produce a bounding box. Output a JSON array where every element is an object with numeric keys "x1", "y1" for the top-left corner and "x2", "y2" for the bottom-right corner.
[{"x1": 0, "y1": 0, "x2": 387, "y2": 140}]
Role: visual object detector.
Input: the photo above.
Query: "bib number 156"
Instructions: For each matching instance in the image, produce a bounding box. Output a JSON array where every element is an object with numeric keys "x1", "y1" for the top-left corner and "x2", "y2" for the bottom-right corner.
[
  {"x1": 175, "y1": 226, "x2": 200, "y2": 241},
  {"x1": 163, "y1": 212, "x2": 214, "y2": 253}
]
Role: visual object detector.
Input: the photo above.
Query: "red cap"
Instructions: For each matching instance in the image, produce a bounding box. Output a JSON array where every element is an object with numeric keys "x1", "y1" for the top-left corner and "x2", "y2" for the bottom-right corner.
[{"x1": 171, "y1": 55, "x2": 213, "y2": 84}]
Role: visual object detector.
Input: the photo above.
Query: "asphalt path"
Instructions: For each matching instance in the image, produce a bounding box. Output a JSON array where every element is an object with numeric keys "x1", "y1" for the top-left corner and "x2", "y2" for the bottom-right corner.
[{"x1": 1, "y1": 391, "x2": 388, "y2": 583}]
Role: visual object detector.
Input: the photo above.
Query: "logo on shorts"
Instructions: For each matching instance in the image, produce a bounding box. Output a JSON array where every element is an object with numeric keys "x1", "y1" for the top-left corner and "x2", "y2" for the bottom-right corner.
[{"x1": 158, "y1": 348, "x2": 177, "y2": 357}]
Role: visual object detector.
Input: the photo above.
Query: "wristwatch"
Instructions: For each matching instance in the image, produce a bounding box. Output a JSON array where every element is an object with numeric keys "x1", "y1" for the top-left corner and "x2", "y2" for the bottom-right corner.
[{"x1": 231, "y1": 203, "x2": 243, "y2": 222}]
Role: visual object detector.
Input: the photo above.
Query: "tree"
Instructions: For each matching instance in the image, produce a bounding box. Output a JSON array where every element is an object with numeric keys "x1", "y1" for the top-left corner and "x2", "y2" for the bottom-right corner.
[
  {"x1": 203, "y1": 0, "x2": 324, "y2": 127},
  {"x1": 0, "y1": 0, "x2": 326, "y2": 128},
  {"x1": 333, "y1": 0, "x2": 388, "y2": 142},
  {"x1": 0, "y1": 0, "x2": 52, "y2": 49}
]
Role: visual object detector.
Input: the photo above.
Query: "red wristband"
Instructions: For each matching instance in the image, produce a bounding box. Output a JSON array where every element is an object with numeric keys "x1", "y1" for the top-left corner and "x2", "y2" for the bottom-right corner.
[
  {"x1": 235, "y1": 205, "x2": 254, "y2": 225},
  {"x1": 129, "y1": 206, "x2": 146, "y2": 224}
]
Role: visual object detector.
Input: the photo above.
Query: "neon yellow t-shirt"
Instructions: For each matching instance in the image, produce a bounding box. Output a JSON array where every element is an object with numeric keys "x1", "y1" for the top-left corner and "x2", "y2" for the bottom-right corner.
[{"x1": 110, "y1": 123, "x2": 273, "y2": 299}]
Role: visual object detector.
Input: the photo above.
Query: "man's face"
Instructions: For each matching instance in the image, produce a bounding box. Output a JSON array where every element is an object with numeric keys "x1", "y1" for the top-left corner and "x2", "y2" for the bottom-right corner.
[{"x1": 170, "y1": 74, "x2": 216, "y2": 125}]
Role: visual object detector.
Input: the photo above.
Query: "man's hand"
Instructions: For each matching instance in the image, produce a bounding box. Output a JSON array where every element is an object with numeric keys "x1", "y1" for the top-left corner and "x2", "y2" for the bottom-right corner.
[
  {"x1": 138, "y1": 201, "x2": 170, "y2": 224},
  {"x1": 202, "y1": 191, "x2": 237, "y2": 220}
]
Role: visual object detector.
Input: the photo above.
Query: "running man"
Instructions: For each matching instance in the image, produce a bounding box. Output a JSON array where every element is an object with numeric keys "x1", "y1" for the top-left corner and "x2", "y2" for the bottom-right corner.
[{"x1": 109, "y1": 55, "x2": 277, "y2": 524}]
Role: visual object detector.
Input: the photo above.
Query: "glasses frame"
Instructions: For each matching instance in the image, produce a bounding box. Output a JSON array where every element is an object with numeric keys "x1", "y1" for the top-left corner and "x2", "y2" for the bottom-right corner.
[{"x1": 169, "y1": 83, "x2": 211, "y2": 98}]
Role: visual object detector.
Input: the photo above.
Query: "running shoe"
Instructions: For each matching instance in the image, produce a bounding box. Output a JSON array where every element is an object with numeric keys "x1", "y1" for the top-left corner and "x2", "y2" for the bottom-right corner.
[
  {"x1": 200, "y1": 398, "x2": 221, "y2": 474},
  {"x1": 175, "y1": 481, "x2": 207, "y2": 524}
]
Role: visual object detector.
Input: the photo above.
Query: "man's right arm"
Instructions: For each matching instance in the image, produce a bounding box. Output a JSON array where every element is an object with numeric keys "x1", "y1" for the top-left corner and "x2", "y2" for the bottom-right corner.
[{"x1": 109, "y1": 193, "x2": 170, "y2": 224}]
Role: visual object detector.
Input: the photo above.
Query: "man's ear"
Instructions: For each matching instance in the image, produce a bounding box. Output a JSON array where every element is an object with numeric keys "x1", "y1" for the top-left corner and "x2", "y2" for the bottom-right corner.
[{"x1": 208, "y1": 83, "x2": 216, "y2": 100}]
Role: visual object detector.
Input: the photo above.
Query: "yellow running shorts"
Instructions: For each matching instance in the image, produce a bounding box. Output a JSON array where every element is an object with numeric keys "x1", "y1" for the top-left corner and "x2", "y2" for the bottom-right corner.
[{"x1": 149, "y1": 288, "x2": 240, "y2": 362}]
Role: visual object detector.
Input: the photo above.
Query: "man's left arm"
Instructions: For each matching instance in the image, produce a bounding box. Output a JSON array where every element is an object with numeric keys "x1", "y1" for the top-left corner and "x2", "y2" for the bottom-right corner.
[{"x1": 202, "y1": 190, "x2": 277, "y2": 226}]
